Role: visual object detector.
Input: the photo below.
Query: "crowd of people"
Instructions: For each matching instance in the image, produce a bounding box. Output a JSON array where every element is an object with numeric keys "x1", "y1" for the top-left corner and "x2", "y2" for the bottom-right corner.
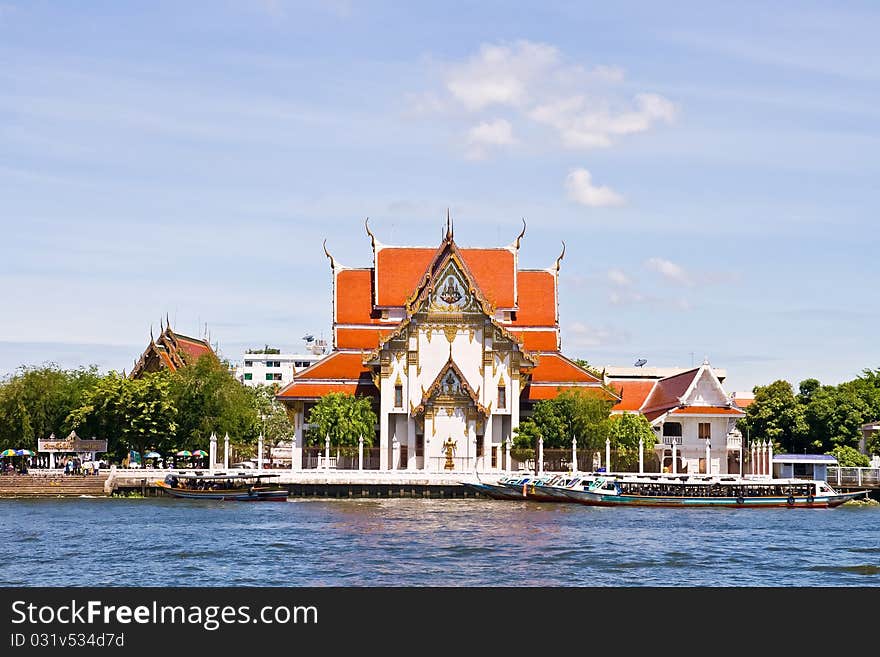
[{"x1": 0, "y1": 456, "x2": 105, "y2": 475}]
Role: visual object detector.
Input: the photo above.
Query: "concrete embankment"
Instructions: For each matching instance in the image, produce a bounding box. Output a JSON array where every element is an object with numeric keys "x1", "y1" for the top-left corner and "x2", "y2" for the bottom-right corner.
[
  {"x1": 0, "y1": 472, "x2": 110, "y2": 497},
  {"x1": 109, "y1": 468, "x2": 487, "y2": 498}
]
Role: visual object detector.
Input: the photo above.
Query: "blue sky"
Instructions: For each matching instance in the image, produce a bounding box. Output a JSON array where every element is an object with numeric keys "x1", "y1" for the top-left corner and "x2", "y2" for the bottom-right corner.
[{"x1": 1, "y1": 1, "x2": 878, "y2": 393}]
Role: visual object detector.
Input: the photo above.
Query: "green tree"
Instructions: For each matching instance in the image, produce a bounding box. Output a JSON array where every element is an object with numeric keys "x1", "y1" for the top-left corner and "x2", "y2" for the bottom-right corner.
[
  {"x1": 742, "y1": 380, "x2": 808, "y2": 453},
  {"x1": 250, "y1": 384, "x2": 294, "y2": 466},
  {"x1": 514, "y1": 389, "x2": 613, "y2": 449},
  {"x1": 169, "y1": 355, "x2": 259, "y2": 453},
  {"x1": 67, "y1": 371, "x2": 178, "y2": 462},
  {"x1": 0, "y1": 365, "x2": 101, "y2": 449},
  {"x1": 306, "y1": 393, "x2": 377, "y2": 450},
  {"x1": 827, "y1": 444, "x2": 870, "y2": 467},
  {"x1": 608, "y1": 412, "x2": 657, "y2": 471}
]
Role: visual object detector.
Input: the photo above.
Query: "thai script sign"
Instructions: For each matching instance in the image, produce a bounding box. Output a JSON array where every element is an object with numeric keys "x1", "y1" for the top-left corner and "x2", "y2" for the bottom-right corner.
[{"x1": 38, "y1": 438, "x2": 108, "y2": 453}]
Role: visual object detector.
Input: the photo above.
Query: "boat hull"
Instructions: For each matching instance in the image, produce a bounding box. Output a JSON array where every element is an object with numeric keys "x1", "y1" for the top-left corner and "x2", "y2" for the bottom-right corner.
[
  {"x1": 462, "y1": 482, "x2": 528, "y2": 500},
  {"x1": 156, "y1": 481, "x2": 288, "y2": 501},
  {"x1": 557, "y1": 487, "x2": 867, "y2": 508},
  {"x1": 501, "y1": 482, "x2": 570, "y2": 503}
]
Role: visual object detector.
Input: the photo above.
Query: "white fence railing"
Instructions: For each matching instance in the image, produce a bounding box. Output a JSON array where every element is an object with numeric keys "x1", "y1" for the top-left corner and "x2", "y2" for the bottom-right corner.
[{"x1": 828, "y1": 467, "x2": 880, "y2": 487}]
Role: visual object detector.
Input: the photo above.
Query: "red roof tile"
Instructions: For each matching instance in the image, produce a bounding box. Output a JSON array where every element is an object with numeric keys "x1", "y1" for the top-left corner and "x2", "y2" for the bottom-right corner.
[
  {"x1": 524, "y1": 384, "x2": 613, "y2": 401},
  {"x1": 511, "y1": 330, "x2": 558, "y2": 351},
  {"x1": 275, "y1": 381, "x2": 377, "y2": 400},
  {"x1": 511, "y1": 271, "x2": 556, "y2": 326},
  {"x1": 375, "y1": 248, "x2": 435, "y2": 307},
  {"x1": 295, "y1": 352, "x2": 371, "y2": 380},
  {"x1": 335, "y1": 327, "x2": 395, "y2": 350},
  {"x1": 610, "y1": 380, "x2": 656, "y2": 412},
  {"x1": 669, "y1": 406, "x2": 744, "y2": 416},
  {"x1": 336, "y1": 269, "x2": 384, "y2": 325},
  {"x1": 641, "y1": 368, "x2": 699, "y2": 412},
  {"x1": 530, "y1": 353, "x2": 602, "y2": 384},
  {"x1": 459, "y1": 248, "x2": 515, "y2": 308}
]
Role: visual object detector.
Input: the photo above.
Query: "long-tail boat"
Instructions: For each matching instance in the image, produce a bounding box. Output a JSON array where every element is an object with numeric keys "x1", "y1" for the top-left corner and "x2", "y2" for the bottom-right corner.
[{"x1": 156, "y1": 472, "x2": 288, "y2": 501}]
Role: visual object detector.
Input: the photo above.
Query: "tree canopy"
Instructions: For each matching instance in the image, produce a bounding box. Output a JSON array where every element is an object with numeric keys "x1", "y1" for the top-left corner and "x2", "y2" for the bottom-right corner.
[
  {"x1": 514, "y1": 389, "x2": 613, "y2": 449},
  {"x1": 305, "y1": 393, "x2": 377, "y2": 449}
]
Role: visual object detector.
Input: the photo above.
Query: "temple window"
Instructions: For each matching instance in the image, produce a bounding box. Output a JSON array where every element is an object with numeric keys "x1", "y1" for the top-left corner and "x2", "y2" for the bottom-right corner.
[
  {"x1": 662, "y1": 422, "x2": 682, "y2": 437},
  {"x1": 498, "y1": 385, "x2": 506, "y2": 409},
  {"x1": 699, "y1": 423, "x2": 711, "y2": 440},
  {"x1": 394, "y1": 384, "x2": 403, "y2": 408}
]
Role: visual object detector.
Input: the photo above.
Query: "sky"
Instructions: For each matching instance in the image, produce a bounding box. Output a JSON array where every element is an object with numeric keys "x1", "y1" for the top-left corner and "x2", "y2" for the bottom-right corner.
[{"x1": 1, "y1": 1, "x2": 878, "y2": 394}]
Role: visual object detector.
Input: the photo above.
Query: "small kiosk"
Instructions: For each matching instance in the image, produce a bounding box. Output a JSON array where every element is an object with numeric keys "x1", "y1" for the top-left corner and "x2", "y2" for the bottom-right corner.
[
  {"x1": 38, "y1": 431, "x2": 108, "y2": 470},
  {"x1": 772, "y1": 453, "x2": 837, "y2": 482}
]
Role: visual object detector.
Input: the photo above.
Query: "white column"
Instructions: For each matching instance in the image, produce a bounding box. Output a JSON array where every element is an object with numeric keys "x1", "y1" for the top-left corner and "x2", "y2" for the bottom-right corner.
[
  {"x1": 407, "y1": 417, "x2": 416, "y2": 471},
  {"x1": 224, "y1": 433, "x2": 230, "y2": 470},
  {"x1": 504, "y1": 437, "x2": 511, "y2": 472},
  {"x1": 209, "y1": 432, "x2": 217, "y2": 473},
  {"x1": 257, "y1": 433, "x2": 264, "y2": 471},
  {"x1": 537, "y1": 437, "x2": 544, "y2": 475},
  {"x1": 739, "y1": 440, "x2": 743, "y2": 477},
  {"x1": 423, "y1": 435, "x2": 431, "y2": 472},
  {"x1": 358, "y1": 435, "x2": 364, "y2": 471},
  {"x1": 672, "y1": 441, "x2": 678, "y2": 475},
  {"x1": 324, "y1": 435, "x2": 330, "y2": 470},
  {"x1": 767, "y1": 440, "x2": 774, "y2": 478},
  {"x1": 605, "y1": 437, "x2": 611, "y2": 474},
  {"x1": 391, "y1": 437, "x2": 399, "y2": 471},
  {"x1": 705, "y1": 440, "x2": 711, "y2": 475},
  {"x1": 571, "y1": 436, "x2": 578, "y2": 474},
  {"x1": 292, "y1": 408, "x2": 303, "y2": 472},
  {"x1": 638, "y1": 437, "x2": 644, "y2": 474},
  {"x1": 49, "y1": 453, "x2": 55, "y2": 470},
  {"x1": 379, "y1": 412, "x2": 389, "y2": 470}
]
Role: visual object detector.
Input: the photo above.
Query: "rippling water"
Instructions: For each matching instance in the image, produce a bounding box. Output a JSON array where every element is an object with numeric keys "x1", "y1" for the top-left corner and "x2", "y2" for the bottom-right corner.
[{"x1": 1, "y1": 498, "x2": 878, "y2": 586}]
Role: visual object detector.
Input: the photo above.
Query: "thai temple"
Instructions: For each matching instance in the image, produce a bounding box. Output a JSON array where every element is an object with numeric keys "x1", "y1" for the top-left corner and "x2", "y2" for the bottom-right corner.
[
  {"x1": 129, "y1": 318, "x2": 216, "y2": 379},
  {"x1": 276, "y1": 217, "x2": 614, "y2": 472}
]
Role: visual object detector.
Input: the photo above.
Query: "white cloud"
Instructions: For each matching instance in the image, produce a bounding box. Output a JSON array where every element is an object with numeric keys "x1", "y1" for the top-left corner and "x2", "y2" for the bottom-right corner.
[
  {"x1": 565, "y1": 168, "x2": 625, "y2": 207},
  {"x1": 565, "y1": 322, "x2": 630, "y2": 348},
  {"x1": 607, "y1": 268, "x2": 631, "y2": 287},
  {"x1": 421, "y1": 40, "x2": 676, "y2": 155},
  {"x1": 465, "y1": 118, "x2": 516, "y2": 160},
  {"x1": 645, "y1": 257, "x2": 694, "y2": 286},
  {"x1": 445, "y1": 41, "x2": 560, "y2": 111}
]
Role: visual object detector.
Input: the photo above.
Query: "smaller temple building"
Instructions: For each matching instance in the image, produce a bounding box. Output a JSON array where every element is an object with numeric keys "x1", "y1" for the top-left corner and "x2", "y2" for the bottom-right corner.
[
  {"x1": 607, "y1": 360, "x2": 745, "y2": 474},
  {"x1": 129, "y1": 319, "x2": 216, "y2": 379}
]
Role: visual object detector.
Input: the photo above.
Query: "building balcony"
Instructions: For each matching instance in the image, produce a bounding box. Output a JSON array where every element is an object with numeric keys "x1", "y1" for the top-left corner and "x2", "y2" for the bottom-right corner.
[
  {"x1": 661, "y1": 436, "x2": 682, "y2": 446},
  {"x1": 726, "y1": 434, "x2": 742, "y2": 449}
]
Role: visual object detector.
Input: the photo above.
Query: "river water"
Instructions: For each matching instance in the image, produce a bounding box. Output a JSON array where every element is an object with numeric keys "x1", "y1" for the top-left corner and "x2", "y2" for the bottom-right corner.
[{"x1": 1, "y1": 498, "x2": 878, "y2": 587}]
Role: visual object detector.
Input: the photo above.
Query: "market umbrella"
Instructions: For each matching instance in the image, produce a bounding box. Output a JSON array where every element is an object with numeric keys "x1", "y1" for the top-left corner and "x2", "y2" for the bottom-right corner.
[
  {"x1": 192, "y1": 450, "x2": 208, "y2": 457},
  {"x1": 16, "y1": 449, "x2": 35, "y2": 456},
  {"x1": 0, "y1": 449, "x2": 16, "y2": 457},
  {"x1": 176, "y1": 450, "x2": 192, "y2": 457},
  {"x1": 144, "y1": 452, "x2": 162, "y2": 459}
]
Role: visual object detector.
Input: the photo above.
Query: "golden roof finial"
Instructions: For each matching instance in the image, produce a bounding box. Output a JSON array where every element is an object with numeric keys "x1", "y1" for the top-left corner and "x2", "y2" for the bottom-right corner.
[
  {"x1": 446, "y1": 208, "x2": 453, "y2": 241},
  {"x1": 515, "y1": 218, "x2": 526, "y2": 249},
  {"x1": 555, "y1": 240, "x2": 566, "y2": 272},
  {"x1": 322, "y1": 238, "x2": 336, "y2": 270},
  {"x1": 364, "y1": 217, "x2": 376, "y2": 249}
]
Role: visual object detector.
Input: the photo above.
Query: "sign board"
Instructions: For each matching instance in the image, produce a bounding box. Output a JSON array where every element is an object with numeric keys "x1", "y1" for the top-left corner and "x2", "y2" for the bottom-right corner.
[{"x1": 38, "y1": 438, "x2": 108, "y2": 453}]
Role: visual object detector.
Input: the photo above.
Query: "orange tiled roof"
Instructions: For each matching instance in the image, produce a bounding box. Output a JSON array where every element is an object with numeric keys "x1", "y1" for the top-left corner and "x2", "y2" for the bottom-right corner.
[
  {"x1": 174, "y1": 334, "x2": 214, "y2": 362},
  {"x1": 294, "y1": 351, "x2": 371, "y2": 380},
  {"x1": 732, "y1": 397, "x2": 755, "y2": 409},
  {"x1": 375, "y1": 248, "x2": 435, "y2": 307},
  {"x1": 510, "y1": 270, "x2": 556, "y2": 326},
  {"x1": 524, "y1": 384, "x2": 613, "y2": 401},
  {"x1": 669, "y1": 406, "x2": 744, "y2": 416},
  {"x1": 459, "y1": 248, "x2": 515, "y2": 308},
  {"x1": 511, "y1": 330, "x2": 558, "y2": 351},
  {"x1": 610, "y1": 380, "x2": 656, "y2": 412},
  {"x1": 374, "y1": 245, "x2": 515, "y2": 308},
  {"x1": 275, "y1": 381, "x2": 376, "y2": 400},
  {"x1": 529, "y1": 353, "x2": 602, "y2": 384},
  {"x1": 336, "y1": 269, "x2": 383, "y2": 325},
  {"x1": 641, "y1": 368, "x2": 699, "y2": 412},
  {"x1": 335, "y1": 327, "x2": 396, "y2": 350}
]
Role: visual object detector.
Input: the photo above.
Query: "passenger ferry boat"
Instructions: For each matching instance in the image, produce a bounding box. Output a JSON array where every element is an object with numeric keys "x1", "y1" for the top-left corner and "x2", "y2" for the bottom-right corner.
[
  {"x1": 552, "y1": 474, "x2": 868, "y2": 508},
  {"x1": 156, "y1": 472, "x2": 288, "y2": 501},
  {"x1": 464, "y1": 473, "x2": 596, "y2": 502}
]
